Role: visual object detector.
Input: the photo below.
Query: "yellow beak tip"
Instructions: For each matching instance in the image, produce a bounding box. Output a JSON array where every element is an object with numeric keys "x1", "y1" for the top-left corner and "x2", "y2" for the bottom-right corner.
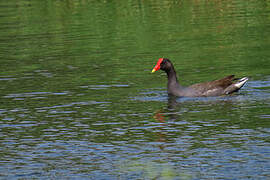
[{"x1": 151, "y1": 69, "x2": 156, "y2": 73}]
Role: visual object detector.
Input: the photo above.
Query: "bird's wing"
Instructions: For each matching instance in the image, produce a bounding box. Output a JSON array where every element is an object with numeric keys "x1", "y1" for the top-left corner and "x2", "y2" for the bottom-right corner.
[{"x1": 188, "y1": 75, "x2": 235, "y2": 94}]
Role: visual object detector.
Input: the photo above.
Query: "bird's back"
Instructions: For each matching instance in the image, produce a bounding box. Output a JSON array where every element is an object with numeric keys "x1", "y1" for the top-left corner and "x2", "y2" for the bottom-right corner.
[{"x1": 188, "y1": 75, "x2": 238, "y2": 96}]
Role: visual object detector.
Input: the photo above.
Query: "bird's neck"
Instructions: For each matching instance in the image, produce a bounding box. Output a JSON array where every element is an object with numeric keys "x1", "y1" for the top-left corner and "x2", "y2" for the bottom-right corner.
[
  {"x1": 165, "y1": 66, "x2": 186, "y2": 92},
  {"x1": 166, "y1": 67, "x2": 179, "y2": 85}
]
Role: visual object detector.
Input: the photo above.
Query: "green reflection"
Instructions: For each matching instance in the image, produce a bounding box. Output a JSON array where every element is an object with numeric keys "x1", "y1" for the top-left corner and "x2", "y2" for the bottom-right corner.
[{"x1": 118, "y1": 160, "x2": 192, "y2": 180}]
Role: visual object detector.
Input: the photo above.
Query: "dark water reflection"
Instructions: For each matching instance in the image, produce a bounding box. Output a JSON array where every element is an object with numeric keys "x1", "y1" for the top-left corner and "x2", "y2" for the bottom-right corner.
[
  {"x1": 1, "y1": 79, "x2": 269, "y2": 179},
  {"x1": 137, "y1": 81, "x2": 270, "y2": 179},
  {"x1": 0, "y1": 0, "x2": 270, "y2": 179}
]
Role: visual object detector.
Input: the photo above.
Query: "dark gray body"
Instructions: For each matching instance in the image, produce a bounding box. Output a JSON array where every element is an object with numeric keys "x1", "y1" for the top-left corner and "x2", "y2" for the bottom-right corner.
[{"x1": 161, "y1": 59, "x2": 248, "y2": 97}]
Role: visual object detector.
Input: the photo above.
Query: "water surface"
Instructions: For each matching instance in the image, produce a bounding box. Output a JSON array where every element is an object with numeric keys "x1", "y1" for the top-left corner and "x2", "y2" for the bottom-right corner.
[{"x1": 0, "y1": 0, "x2": 270, "y2": 179}]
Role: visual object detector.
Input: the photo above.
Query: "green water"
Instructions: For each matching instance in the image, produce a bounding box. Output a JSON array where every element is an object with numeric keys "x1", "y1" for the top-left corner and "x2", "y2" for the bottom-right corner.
[{"x1": 0, "y1": 0, "x2": 269, "y2": 179}]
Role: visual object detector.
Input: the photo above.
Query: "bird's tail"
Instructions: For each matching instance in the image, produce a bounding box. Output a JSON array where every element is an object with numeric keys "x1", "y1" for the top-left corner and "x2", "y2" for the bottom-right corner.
[{"x1": 224, "y1": 77, "x2": 249, "y2": 94}]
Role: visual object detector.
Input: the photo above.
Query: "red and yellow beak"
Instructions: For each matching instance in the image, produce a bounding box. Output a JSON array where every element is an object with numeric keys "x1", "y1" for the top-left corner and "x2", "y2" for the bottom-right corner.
[
  {"x1": 151, "y1": 67, "x2": 158, "y2": 73},
  {"x1": 151, "y1": 58, "x2": 164, "y2": 73}
]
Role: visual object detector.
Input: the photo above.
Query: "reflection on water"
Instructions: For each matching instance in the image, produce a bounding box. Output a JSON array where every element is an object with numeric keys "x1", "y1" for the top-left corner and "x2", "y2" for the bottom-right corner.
[
  {"x1": 0, "y1": 0, "x2": 270, "y2": 179},
  {"x1": 0, "y1": 81, "x2": 269, "y2": 179},
  {"x1": 148, "y1": 79, "x2": 270, "y2": 179},
  {"x1": 117, "y1": 160, "x2": 193, "y2": 179}
]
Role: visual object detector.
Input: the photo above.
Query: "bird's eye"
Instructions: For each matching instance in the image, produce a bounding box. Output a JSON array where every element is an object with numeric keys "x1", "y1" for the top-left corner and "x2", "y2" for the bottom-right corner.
[{"x1": 161, "y1": 60, "x2": 166, "y2": 64}]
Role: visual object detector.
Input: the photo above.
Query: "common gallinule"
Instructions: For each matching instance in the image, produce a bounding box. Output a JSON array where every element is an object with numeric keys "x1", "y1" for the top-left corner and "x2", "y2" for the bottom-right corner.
[{"x1": 152, "y1": 58, "x2": 248, "y2": 97}]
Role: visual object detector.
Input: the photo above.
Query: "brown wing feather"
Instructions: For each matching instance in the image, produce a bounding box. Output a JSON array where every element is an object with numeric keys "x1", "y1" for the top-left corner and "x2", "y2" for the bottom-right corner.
[{"x1": 188, "y1": 75, "x2": 235, "y2": 93}]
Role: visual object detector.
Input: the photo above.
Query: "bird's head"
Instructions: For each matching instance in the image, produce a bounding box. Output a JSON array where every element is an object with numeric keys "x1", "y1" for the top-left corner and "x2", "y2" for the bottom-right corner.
[{"x1": 151, "y1": 58, "x2": 172, "y2": 73}]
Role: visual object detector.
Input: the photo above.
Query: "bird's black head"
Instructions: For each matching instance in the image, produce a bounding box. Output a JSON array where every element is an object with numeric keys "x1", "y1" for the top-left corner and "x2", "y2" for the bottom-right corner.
[{"x1": 152, "y1": 58, "x2": 173, "y2": 73}]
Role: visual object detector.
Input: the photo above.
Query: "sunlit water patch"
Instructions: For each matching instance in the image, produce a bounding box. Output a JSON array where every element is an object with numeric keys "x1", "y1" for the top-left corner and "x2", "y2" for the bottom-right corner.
[
  {"x1": 80, "y1": 84, "x2": 130, "y2": 90},
  {"x1": 3, "y1": 91, "x2": 69, "y2": 100}
]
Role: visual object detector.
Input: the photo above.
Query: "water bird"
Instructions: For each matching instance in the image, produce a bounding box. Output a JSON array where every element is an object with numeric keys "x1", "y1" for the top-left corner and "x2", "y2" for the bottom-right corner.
[{"x1": 152, "y1": 58, "x2": 248, "y2": 97}]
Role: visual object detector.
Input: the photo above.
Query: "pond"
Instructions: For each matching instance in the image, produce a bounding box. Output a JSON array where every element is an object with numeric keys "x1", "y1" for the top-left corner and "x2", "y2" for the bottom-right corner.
[{"x1": 0, "y1": 0, "x2": 269, "y2": 179}]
